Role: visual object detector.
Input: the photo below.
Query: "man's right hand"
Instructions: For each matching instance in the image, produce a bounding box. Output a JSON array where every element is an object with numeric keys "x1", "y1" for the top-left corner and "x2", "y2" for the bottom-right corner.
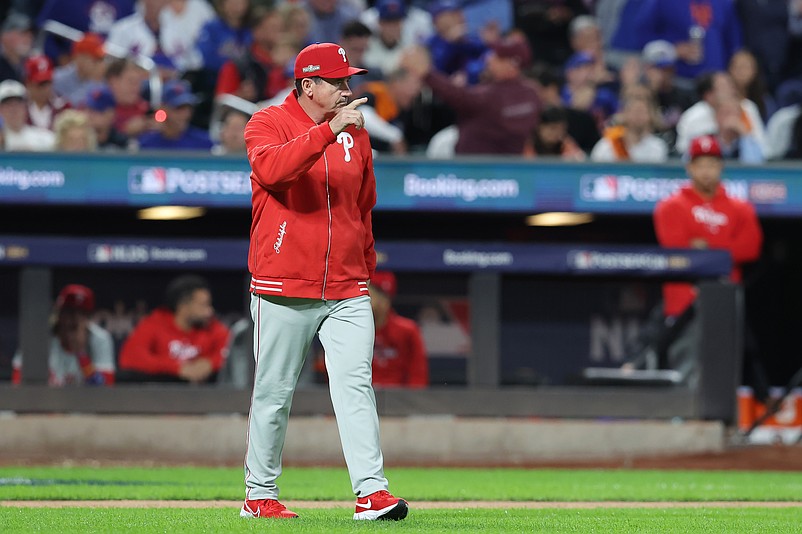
[{"x1": 329, "y1": 97, "x2": 367, "y2": 136}]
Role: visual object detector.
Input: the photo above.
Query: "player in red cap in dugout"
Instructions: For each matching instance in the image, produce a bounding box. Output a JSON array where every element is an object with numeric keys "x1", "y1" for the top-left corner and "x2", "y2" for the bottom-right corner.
[
  {"x1": 654, "y1": 134, "x2": 763, "y2": 319},
  {"x1": 240, "y1": 42, "x2": 408, "y2": 521},
  {"x1": 12, "y1": 284, "x2": 115, "y2": 386},
  {"x1": 368, "y1": 271, "x2": 429, "y2": 388}
]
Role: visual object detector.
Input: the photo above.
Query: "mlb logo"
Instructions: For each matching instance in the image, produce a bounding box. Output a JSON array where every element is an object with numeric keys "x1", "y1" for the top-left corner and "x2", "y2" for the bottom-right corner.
[
  {"x1": 580, "y1": 175, "x2": 618, "y2": 201},
  {"x1": 570, "y1": 251, "x2": 592, "y2": 269},
  {"x1": 129, "y1": 167, "x2": 167, "y2": 194},
  {"x1": 89, "y1": 244, "x2": 112, "y2": 263}
]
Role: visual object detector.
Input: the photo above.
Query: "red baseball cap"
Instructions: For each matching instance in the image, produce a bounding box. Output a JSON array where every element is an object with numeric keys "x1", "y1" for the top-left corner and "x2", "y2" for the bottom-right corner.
[
  {"x1": 24, "y1": 55, "x2": 53, "y2": 83},
  {"x1": 294, "y1": 42, "x2": 367, "y2": 79},
  {"x1": 688, "y1": 135, "x2": 722, "y2": 160},
  {"x1": 72, "y1": 32, "x2": 105, "y2": 59},
  {"x1": 56, "y1": 284, "x2": 95, "y2": 313},
  {"x1": 370, "y1": 271, "x2": 397, "y2": 298}
]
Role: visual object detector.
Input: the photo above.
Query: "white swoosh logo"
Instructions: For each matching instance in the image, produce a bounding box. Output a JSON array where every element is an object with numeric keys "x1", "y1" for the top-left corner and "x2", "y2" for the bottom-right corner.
[{"x1": 356, "y1": 499, "x2": 372, "y2": 509}]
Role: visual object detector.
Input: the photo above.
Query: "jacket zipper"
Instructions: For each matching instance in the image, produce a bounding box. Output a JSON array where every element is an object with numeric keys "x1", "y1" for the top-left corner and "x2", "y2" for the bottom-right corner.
[{"x1": 322, "y1": 153, "x2": 332, "y2": 300}]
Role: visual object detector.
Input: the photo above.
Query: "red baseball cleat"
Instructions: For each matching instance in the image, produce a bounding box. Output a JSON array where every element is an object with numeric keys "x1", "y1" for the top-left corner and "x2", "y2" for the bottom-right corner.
[
  {"x1": 240, "y1": 499, "x2": 299, "y2": 519},
  {"x1": 353, "y1": 490, "x2": 409, "y2": 520}
]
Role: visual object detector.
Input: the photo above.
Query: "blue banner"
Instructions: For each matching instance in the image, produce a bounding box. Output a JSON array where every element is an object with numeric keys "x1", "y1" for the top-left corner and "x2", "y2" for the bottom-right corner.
[
  {"x1": 1, "y1": 153, "x2": 798, "y2": 216},
  {"x1": 0, "y1": 236, "x2": 731, "y2": 278}
]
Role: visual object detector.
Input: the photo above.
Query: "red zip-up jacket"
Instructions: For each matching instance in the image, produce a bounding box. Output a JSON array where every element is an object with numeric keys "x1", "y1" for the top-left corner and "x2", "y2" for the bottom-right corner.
[
  {"x1": 245, "y1": 90, "x2": 377, "y2": 300},
  {"x1": 654, "y1": 184, "x2": 762, "y2": 317},
  {"x1": 118, "y1": 309, "x2": 230, "y2": 376}
]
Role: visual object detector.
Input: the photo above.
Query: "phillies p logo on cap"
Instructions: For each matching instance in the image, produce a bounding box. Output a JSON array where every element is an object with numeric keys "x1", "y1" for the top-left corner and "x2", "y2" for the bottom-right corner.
[{"x1": 294, "y1": 43, "x2": 368, "y2": 79}]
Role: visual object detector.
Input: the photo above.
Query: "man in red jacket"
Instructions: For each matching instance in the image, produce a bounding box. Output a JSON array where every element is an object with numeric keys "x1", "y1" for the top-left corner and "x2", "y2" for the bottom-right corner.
[
  {"x1": 370, "y1": 271, "x2": 429, "y2": 388},
  {"x1": 654, "y1": 134, "x2": 762, "y2": 318},
  {"x1": 240, "y1": 42, "x2": 408, "y2": 521},
  {"x1": 118, "y1": 275, "x2": 230, "y2": 384}
]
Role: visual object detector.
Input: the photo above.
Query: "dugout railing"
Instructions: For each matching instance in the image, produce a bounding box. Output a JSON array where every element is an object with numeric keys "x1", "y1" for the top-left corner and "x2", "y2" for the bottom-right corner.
[{"x1": 0, "y1": 236, "x2": 742, "y2": 422}]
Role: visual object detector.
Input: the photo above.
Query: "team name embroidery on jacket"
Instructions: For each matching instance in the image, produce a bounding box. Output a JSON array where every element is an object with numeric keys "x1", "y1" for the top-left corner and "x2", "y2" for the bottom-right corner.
[
  {"x1": 692, "y1": 205, "x2": 728, "y2": 233},
  {"x1": 274, "y1": 221, "x2": 287, "y2": 254},
  {"x1": 338, "y1": 132, "x2": 354, "y2": 162}
]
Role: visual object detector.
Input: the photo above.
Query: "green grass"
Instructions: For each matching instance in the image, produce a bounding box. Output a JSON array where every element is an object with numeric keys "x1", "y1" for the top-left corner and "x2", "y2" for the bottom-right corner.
[
  {"x1": 2, "y1": 507, "x2": 802, "y2": 533},
  {"x1": 1, "y1": 466, "x2": 802, "y2": 502}
]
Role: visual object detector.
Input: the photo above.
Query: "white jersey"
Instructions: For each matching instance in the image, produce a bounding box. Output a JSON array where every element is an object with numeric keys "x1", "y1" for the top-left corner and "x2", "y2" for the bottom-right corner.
[
  {"x1": 590, "y1": 133, "x2": 669, "y2": 163},
  {"x1": 13, "y1": 323, "x2": 116, "y2": 386}
]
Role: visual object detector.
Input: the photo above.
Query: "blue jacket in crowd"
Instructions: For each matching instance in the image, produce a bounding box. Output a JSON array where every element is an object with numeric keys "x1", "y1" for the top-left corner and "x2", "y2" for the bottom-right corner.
[{"x1": 196, "y1": 18, "x2": 252, "y2": 73}]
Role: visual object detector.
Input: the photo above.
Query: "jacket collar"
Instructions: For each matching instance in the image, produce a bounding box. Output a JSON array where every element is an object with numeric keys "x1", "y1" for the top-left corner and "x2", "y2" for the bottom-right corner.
[{"x1": 283, "y1": 90, "x2": 317, "y2": 126}]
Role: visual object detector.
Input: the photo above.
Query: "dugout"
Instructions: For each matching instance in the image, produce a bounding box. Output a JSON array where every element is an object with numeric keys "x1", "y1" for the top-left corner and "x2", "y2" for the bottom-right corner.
[{"x1": 1, "y1": 153, "x2": 801, "y2": 426}]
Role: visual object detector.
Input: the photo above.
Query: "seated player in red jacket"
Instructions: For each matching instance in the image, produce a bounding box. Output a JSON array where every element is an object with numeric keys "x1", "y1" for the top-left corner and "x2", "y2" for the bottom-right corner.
[
  {"x1": 369, "y1": 271, "x2": 429, "y2": 388},
  {"x1": 118, "y1": 275, "x2": 230, "y2": 384}
]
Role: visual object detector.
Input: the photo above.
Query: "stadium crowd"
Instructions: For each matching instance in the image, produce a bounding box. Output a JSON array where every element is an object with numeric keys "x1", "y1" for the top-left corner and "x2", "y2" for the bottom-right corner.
[{"x1": 0, "y1": 0, "x2": 801, "y2": 159}]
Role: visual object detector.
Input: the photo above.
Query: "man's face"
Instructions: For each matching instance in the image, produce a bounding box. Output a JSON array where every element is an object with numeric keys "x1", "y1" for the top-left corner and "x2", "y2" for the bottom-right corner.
[
  {"x1": 623, "y1": 98, "x2": 651, "y2": 132},
  {"x1": 220, "y1": 112, "x2": 248, "y2": 152},
  {"x1": 538, "y1": 121, "x2": 566, "y2": 145},
  {"x1": 0, "y1": 97, "x2": 27, "y2": 130},
  {"x1": 342, "y1": 36, "x2": 369, "y2": 64},
  {"x1": 391, "y1": 73, "x2": 421, "y2": 109},
  {"x1": 309, "y1": 76, "x2": 352, "y2": 115},
  {"x1": 252, "y1": 13, "x2": 282, "y2": 49},
  {"x1": 378, "y1": 19, "x2": 403, "y2": 47},
  {"x1": 60, "y1": 126, "x2": 91, "y2": 151},
  {"x1": 109, "y1": 65, "x2": 144, "y2": 105},
  {"x1": 180, "y1": 288, "x2": 214, "y2": 328},
  {"x1": 88, "y1": 108, "x2": 114, "y2": 130},
  {"x1": 26, "y1": 80, "x2": 53, "y2": 105},
  {"x1": 687, "y1": 156, "x2": 723, "y2": 196},
  {"x1": 165, "y1": 104, "x2": 193, "y2": 132},
  {"x1": 566, "y1": 64, "x2": 592, "y2": 87},
  {"x1": 74, "y1": 53, "x2": 105, "y2": 79}
]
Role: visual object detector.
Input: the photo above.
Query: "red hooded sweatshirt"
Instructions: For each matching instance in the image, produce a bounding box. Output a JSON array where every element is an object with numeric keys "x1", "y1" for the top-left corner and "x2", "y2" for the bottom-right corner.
[
  {"x1": 654, "y1": 184, "x2": 762, "y2": 316},
  {"x1": 118, "y1": 309, "x2": 230, "y2": 376},
  {"x1": 373, "y1": 311, "x2": 429, "y2": 388},
  {"x1": 244, "y1": 90, "x2": 377, "y2": 300}
]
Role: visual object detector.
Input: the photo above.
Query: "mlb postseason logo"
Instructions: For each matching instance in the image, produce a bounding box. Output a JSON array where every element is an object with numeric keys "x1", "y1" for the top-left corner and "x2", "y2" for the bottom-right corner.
[
  {"x1": 88, "y1": 244, "x2": 150, "y2": 263},
  {"x1": 128, "y1": 166, "x2": 168, "y2": 194}
]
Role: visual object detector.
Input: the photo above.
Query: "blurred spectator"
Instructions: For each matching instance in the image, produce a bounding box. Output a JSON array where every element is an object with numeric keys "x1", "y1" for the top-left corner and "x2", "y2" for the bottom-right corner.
[
  {"x1": 629, "y1": 0, "x2": 743, "y2": 81},
  {"x1": 524, "y1": 105, "x2": 585, "y2": 160},
  {"x1": 728, "y1": 49, "x2": 774, "y2": 121},
  {"x1": 85, "y1": 84, "x2": 130, "y2": 150},
  {"x1": 403, "y1": 34, "x2": 540, "y2": 155},
  {"x1": 105, "y1": 0, "x2": 167, "y2": 59},
  {"x1": 568, "y1": 15, "x2": 615, "y2": 85},
  {"x1": 360, "y1": 0, "x2": 433, "y2": 51},
  {"x1": 105, "y1": 58, "x2": 151, "y2": 137},
  {"x1": 23, "y1": 54, "x2": 68, "y2": 130},
  {"x1": 12, "y1": 284, "x2": 115, "y2": 386},
  {"x1": 358, "y1": 66, "x2": 422, "y2": 154},
  {"x1": 52, "y1": 33, "x2": 107, "y2": 107},
  {"x1": 734, "y1": 0, "x2": 796, "y2": 92},
  {"x1": 196, "y1": 0, "x2": 252, "y2": 73},
  {"x1": 639, "y1": 40, "x2": 696, "y2": 150},
  {"x1": 340, "y1": 20, "x2": 378, "y2": 92},
  {"x1": 561, "y1": 51, "x2": 618, "y2": 127},
  {"x1": 138, "y1": 79, "x2": 212, "y2": 150},
  {"x1": 532, "y1": 68, "x2": 600, "y2": 153},
  {"x1": 278, "y1": 2, "x2": 313, "y2": 50},
  {"x1": 118, "y1": 274, "x2": 230, "y2": 384},
  {"x1": 159, "y1": 0, "x2": 216, "y2": 72},
  {"x1": 654, "y1": 134, "x2": 762, "y2": 318},
  {"x1": 0, "y1": 11, "x2": 33, "y2": 82},
  {"x1": 590, "y1": 90, "x2": 668, "y2": 162},
  {"x1": 215, "y1": 7, "x2": 289, "y2": 103},
  {"x1": 0, "y1": 79, "x2": 56, "y2": 151},
  {"x1": 368, "y1": 271, "x2": 429, "y2": 388},
  {"x1": 362, "y1": 0, "x2": 410, "y2": 77},
  {"x1": 304, "y1": 0, "x2": 362, "y2": 45},
  {"x1": 211, "y1": 107, "x2": 248, "y2": 155},
  {"x1": 34, "y1": 0, "x2": 135, "y2": 63},
  {"x1": 425, "y1": 0, "x2": 488, "y2": 86},
  {"x1": 713, "y1": 95, "x2": 765, "y2": 163},
  {"x1": 54, "y1": 109, "x2": 97, "y2": 151},
  {"x1": 513, "y1": 0, "x2": 588, "y2": 68},
  {"x1": 675, "y1": 71, "x2": 766, "y2": 156},
  {"x1": 766, "y1": 86, "x2": 801, "y2": 159}
]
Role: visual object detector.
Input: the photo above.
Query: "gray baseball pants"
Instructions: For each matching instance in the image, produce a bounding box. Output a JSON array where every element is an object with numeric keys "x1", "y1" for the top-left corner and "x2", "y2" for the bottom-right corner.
[{"x1": 244, "y1": 293, "x2": 388, "y2": 500}]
